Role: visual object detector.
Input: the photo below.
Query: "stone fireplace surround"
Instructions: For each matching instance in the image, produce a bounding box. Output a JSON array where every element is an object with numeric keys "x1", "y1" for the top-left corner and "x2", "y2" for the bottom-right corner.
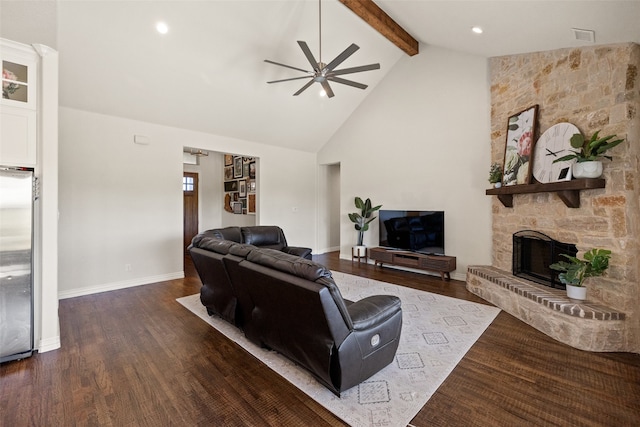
[{"x1": 467, "y1": 43, "x2": 640, "y2": 353}]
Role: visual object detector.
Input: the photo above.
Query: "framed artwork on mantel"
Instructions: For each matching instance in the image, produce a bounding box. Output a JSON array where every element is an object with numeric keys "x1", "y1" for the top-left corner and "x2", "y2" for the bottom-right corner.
[{"x1": 502, "y1": 105, "x2": 538, "y2": 186}]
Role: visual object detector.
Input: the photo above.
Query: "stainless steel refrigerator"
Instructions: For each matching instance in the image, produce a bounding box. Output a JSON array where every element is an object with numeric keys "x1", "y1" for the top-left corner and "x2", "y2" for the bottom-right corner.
[{"x1": 0, "y1": 167, "x2": 34, "y2": 363}]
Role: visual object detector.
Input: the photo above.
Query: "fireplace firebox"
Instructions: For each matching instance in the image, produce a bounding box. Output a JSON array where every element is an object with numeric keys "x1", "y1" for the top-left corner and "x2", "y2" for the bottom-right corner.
[{"x1": 512, "y1": 230, "x2": 577, "y2": 289}]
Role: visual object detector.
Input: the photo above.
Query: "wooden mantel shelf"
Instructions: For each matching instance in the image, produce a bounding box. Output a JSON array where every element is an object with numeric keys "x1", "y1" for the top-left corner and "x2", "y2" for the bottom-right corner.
[{"x1": 486, "y1": 178, "x2": 605, "y2": 208}]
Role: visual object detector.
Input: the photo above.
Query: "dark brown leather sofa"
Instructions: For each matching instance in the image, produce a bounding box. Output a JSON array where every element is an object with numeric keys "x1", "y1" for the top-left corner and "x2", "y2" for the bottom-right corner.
[{"x1": 188, "y1": 228, "x2": 403, "y2": 396}]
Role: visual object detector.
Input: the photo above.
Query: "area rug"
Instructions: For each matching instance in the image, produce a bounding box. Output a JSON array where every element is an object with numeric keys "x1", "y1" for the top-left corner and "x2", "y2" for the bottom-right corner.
[{"x1": 177, "y1": 271, "x2": 500, "y2": 427}]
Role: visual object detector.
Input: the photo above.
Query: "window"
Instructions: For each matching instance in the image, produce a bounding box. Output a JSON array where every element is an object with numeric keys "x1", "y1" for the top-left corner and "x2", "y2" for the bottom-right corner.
[{"x1": 183, "y1": 176, "x2": 194, "y2": 192}]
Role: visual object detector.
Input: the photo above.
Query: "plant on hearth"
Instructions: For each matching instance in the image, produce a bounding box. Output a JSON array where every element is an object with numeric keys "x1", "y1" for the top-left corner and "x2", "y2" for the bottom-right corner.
[
  {"x1": 348, "y1": 197, "x2": 382, "y2": 247},
  {"x1": 549, "y1": 248, "x2": 611, "y2": 287},
  {"x1": 553, "y1": 130, "x2": 625, "y2": 164}
]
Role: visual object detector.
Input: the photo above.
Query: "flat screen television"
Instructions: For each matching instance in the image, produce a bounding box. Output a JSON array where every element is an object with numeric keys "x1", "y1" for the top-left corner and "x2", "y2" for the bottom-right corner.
[{"x1": 378, "y1": 210, "x2": 445, "y2": 255}]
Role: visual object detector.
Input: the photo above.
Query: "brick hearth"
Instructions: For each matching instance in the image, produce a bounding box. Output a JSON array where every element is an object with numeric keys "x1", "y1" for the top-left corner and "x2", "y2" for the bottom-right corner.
[{"x1": 467, "y1": 266, "x2": 626, "y2": 352}]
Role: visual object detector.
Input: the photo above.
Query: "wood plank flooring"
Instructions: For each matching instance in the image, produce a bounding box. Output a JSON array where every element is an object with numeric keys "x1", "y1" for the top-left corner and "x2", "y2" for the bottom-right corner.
[{"x1": 1, "y1": 252, "x2": 639, "y2": 426}]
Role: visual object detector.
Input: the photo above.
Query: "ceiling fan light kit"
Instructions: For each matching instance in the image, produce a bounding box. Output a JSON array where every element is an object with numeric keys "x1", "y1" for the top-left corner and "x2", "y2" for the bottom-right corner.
[{"x1": 264, "y1": 0, "x2": 380, "y2": 98}]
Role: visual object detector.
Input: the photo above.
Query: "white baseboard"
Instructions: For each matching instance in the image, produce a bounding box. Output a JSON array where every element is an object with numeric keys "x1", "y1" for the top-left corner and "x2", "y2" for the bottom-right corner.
[
  {"x1": 38, "y1": 335, "x2": 61, "y2": 353},
  {"x1": 315, "y1": 246, "x2": 340, "y2": 254},
  {"x1": 58, "y1": 271, "x2": 185, "y2": 300}
]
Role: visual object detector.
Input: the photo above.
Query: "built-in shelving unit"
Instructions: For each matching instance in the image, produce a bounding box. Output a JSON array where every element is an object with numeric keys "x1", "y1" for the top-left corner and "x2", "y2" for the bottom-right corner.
[{"x1": 486, "y1": 178, "x2": 605, "y2": 208}]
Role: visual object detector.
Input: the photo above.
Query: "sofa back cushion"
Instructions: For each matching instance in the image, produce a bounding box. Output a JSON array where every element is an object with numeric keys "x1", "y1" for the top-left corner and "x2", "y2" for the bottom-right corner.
[
  {"x1": 209, "y1": 226, "x2": 243, "y2": 243},
  {"x1": 226, "y1": 242, "x2": 254, "y2": 258},
  {"x1": 241, "y1": 226, "x2": 286, "y2": 250},
  {"x1": 246, "y1": 248, "x2": 352, "y2": 329},
  {"x1": 196, "y1": 237, "x2": 236, "y2": 254},
  {"x1": 246, "y1": 247, "x2": 329, "y2": 281},
  {"x1": 236, "y1": 259, "x2": 351, "y2": 389}
]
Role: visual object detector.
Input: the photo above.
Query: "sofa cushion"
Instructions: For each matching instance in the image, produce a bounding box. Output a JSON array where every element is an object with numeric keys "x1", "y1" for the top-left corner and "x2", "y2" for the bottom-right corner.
[
  {"x1": 246, "y1": 248, "x2": 331, "y2": 282},
  {"x1": 246, "y1": 248, "x2": 353, "y2": 329},
  {"x1": 210, "y1": 226, "x2": 243, "y2": 242},
  {"x1": 196, "y1": 237, "x2": 237, "y2": 255},
  {"x1": 228, "y1": 243, "x2": 256, "y2": 258},
  {"x1": 241, "y1": 226, "x2": 286, "y2": 249}
]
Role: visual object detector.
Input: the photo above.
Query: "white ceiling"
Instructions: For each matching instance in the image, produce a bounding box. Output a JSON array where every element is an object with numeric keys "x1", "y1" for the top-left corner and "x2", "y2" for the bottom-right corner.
[{"x1": 5, "y1": 1, "x2": 640, "y2": 152}]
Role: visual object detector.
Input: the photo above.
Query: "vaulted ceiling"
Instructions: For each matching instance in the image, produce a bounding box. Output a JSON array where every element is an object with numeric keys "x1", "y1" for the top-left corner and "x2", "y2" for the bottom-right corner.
[{"x1": 3, "y1": 1, "x2": 640, "y2": 152}]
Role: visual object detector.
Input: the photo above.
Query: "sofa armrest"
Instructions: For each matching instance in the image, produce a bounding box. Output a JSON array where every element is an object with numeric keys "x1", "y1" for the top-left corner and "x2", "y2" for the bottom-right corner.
[
  {"x1": 347, "y1": 295, "x2": 401, "y2": 331},
  {"x1": 282, "y1": 246, "x2": 313, "y2": 260}
]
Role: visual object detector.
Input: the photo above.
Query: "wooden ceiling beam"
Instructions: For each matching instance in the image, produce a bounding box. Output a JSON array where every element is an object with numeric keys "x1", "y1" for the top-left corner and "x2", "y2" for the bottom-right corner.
[{"x1": 338, "y1": 0, "x2": 419, "y2": 56}]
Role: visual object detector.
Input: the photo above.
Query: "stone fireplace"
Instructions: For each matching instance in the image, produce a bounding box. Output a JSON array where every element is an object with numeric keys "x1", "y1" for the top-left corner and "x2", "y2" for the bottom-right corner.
[{"x1": 467, "y1": 43, "x2": 640, "y2": 353}]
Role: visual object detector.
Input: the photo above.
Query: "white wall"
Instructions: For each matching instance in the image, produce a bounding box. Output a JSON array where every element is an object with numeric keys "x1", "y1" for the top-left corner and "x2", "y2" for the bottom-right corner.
[
  {"x1": 318, "y1": 45, "x2": 493, "y2": 279},
  {"x1": 59, "y1": 108, "x2": 317, "y2": 298}
]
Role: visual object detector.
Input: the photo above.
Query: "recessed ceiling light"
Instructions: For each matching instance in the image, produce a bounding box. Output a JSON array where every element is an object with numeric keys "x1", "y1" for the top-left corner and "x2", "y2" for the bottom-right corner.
[
  {"x1": 156, "y1": 22, "x2": 169, "y2": 34},
  {"x1": 471, "y1": 26, "x2": 483, "y2": 34}
]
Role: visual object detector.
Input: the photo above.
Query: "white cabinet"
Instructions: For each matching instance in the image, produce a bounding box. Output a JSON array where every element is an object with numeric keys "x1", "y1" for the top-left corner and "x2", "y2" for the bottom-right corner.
[
  {"x1": 1, "y1": 106, "x2": 36, "y2": 165},
  {"x1": 1, "y1": 39, "x2": 38, "y2": 166}
]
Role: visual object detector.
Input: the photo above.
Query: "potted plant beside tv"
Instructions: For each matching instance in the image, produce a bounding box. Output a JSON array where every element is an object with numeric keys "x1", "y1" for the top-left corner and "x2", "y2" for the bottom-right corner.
[
  {"x1": 549, "y1": 248, "x2": 611, "y2": 300},
  {"x1": 348, "y1": 197, "x2": 381, "y2": 258},
  {"x1": 552, "y1": 130, "x2": 624, "y2": 179}
]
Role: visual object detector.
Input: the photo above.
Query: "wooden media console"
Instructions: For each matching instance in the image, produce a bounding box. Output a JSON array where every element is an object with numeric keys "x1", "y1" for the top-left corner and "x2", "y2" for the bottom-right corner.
[{"x1": 369, "y1": 247, "x2": 456, "y2": 281}]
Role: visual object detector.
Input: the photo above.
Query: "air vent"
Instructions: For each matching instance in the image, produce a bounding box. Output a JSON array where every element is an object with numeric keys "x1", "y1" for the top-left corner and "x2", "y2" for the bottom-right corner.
[{"x1": 572, "y1": 28, "x2": 595, "y2": 43}]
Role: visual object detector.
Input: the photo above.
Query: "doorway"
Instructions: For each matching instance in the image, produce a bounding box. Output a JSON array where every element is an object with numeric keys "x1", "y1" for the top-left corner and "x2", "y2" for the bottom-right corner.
[
  {"x1": 183, "y1": 172, "x2": 198, "y2": 253},
  {"x1": 318, "y1": 163, "x2": 341, "y2": 253}
]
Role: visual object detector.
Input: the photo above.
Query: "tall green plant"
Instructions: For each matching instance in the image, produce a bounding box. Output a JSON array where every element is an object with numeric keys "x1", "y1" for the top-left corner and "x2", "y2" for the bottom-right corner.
[{"x1": 348, "y1": 197, "x2": 382, "y2": 246}]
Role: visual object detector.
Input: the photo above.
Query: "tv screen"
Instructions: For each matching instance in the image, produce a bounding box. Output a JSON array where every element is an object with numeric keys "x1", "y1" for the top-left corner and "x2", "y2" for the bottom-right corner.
[{"x1": 378, "y1": 210, "x2": 445, "y2": 255}]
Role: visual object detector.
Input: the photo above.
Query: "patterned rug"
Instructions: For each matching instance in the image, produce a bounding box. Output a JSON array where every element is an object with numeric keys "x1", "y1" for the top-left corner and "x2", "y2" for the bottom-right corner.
[{"x1": 177, "y1": 271, "x2": 500, "y2": 427}]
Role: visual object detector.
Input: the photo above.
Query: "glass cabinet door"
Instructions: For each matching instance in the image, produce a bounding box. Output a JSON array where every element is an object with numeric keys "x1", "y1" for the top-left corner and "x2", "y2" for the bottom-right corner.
[
  {"x1": 2, "y1": 61, "x2": 28, "y2": 102},
  {"x1": 1, "y1": 52, "x2": 36, "y2": 109}
]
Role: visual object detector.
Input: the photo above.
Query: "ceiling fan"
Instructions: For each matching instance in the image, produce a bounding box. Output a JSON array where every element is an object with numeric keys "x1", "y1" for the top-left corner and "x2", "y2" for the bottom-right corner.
[{"x1": 264, "y1": 0, "x2": 380, "y2": 98}]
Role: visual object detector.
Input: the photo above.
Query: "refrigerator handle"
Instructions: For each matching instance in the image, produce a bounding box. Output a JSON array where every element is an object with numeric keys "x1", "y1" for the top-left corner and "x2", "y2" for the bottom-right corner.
[{"x1": 34, "y1": 176, "x2": 40, "y2": 201}]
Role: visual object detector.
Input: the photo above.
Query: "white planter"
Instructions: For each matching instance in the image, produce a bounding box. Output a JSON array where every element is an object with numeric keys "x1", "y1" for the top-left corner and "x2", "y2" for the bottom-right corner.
[
  {"x1": 493, "y1": 182, "x2": 502, "y2": 188},
  {"x1": 572, "y1": 161, "x2": 603, "y2": 179},
  {"x1": 566, "y1": 284, "x2": 587, "y2": 300}
]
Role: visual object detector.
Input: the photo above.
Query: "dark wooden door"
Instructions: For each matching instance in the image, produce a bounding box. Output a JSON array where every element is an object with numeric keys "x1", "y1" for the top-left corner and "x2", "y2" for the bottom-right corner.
[{"x1": 183, "y1": 172, "x2": 198, "y2": 253}]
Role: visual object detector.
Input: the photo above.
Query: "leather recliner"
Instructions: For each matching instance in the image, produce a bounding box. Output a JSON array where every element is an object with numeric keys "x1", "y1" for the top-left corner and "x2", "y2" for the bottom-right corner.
[
  {"x1": 188, "y1": 235, "x2": 403, "y2": 396},
  {"x1": 190, "y1": 226, "x2": 311, "y2": 324},
  {"x1": 234, "y1": 248, "x2": 403, "y2": 395}
]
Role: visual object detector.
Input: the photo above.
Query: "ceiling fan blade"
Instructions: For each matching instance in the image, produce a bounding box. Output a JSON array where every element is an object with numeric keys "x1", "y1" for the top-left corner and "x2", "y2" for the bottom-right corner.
[
  {"x1": 297, "y1": 41, "x2": 319, "y2": 70},
  {"x1": 264, "y1": 59, "x2": 310, "y2": 74},
  {"x1": 293, "y1": 79, "x2": 316, "y2": 96},
  {"x1": 321, "y1": 80, "x2": 335, "y2": 98},
  {"x1": 324, "y1": 43, "x2": 359, "y2": 72},
  {"x1": 327, "y1": 76, "x2": 368, "y2": 90},
  {"x1": 330, "y1": 63, "x2": 380, "y2": 76},
  {"x1": 267, "y1": 76, "x2": 314, "y2": 84}
]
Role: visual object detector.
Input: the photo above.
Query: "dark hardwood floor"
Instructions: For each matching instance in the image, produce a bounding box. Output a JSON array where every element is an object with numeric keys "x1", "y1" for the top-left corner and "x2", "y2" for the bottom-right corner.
[{"x1": 1, "y1": 252, "x2": 639, "y2": 426}]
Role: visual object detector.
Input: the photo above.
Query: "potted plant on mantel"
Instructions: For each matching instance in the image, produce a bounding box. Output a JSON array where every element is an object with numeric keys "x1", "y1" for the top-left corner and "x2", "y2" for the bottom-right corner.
[
  {"x1": 552, "y1": 130, "x2": 625, "y2": 179},
  {"x1": 549, "y1": 248, "x2": 612, "y2": 300},
  {"x1": 348, "y1": 197, "x2": 381, "y2": 258},
  {"x1": 488, "y1": 163, "x2": 503, "y2": 188}
]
